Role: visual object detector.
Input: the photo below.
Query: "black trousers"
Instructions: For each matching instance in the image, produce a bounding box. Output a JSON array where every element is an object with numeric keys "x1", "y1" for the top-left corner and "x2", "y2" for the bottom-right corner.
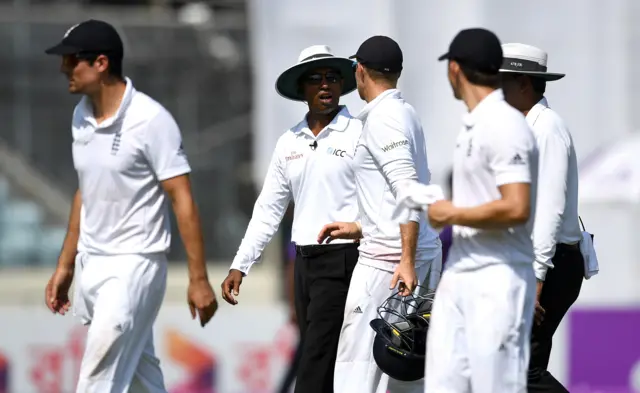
[
  {"x1": 528, "y1": 243, "x2": 584, "y2": 393},
  {"x1": 289, "y1": 242, "x2": 359, "y2": 393}
]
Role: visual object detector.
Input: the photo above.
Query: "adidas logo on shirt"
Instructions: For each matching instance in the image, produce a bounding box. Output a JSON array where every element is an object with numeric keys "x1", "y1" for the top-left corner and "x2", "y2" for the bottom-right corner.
[
  {"x1": 353, "y1": 306, "x2": 363, "y2": 314},
  {"x1": 509, "y1": 153, "x2": 525, "y2": 165}
]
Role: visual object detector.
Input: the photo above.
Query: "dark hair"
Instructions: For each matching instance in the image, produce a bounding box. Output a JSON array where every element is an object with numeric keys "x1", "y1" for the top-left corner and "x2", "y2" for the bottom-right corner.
[
  {"x1": 459, "y1": 64, "x2": 499, "y2": 88},
  {"x1": 362, "y1": 64, "x2": 400, "y2": 85},
  {"x1": 530, "y1": 76, "x2": 546, "y2": 95},
  {"x1": 107, "y1": 55, "x2": 123, "y2": 78}
]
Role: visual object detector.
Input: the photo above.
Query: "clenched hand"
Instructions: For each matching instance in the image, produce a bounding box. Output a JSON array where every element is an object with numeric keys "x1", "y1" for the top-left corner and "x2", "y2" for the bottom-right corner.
[
  {"x1": 187, "y1": 278, "x2": 218, "y2": 327},
  {"x1": 427, "y1": 200, "x2": 456, "y2": 229}
]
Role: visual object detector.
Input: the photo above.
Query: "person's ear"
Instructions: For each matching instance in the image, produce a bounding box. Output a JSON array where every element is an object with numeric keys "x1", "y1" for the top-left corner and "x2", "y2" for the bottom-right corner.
[
  {"x1": 355, "y1": 64, "x2": 364, "y2": 83},
  {"x1": 93, "y1": 54, "x2": 110, "y2": 73},
  {"x1": 448, "y1": 60, "x2": 461, "y2": 79}
]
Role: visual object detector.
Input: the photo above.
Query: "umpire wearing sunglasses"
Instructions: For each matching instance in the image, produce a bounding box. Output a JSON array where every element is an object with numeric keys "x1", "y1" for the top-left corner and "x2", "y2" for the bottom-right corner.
[{"x1": 221, "y1": 45, "x2": 361, "y2": 393}]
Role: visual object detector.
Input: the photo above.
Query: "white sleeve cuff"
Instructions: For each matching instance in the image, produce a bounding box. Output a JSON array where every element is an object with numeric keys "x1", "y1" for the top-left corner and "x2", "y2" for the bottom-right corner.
[
  {"x1": 533, "y1": 260, "x2": 550, "y2": 281},
  {"x1": 407, "y1": 209, "x2": 421, "y2": 223},
  {"x1": 495, "y1": 172, "x2": 531, "y2": 187},
  {"x1": 229, "y1": 257, "x2": 258, "y2": 276},
  {"x1": 156, "y1": 165, "x2": 192, "y2": 182}
]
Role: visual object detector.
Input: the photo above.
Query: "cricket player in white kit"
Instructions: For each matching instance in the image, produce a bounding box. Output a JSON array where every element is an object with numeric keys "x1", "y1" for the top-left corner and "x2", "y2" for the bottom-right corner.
[
  {"x1": 318, "y1": 36, "x2": 442, "y2": 393},
  {"x1": 43, "y1": 20, "x2": 218, "y2": 393},
  {"x1": 424, "y1": 28, "x2": 539, "y2": 393}
]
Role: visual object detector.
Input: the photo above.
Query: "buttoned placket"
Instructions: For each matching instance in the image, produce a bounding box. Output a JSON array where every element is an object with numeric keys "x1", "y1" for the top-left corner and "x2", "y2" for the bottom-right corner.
[{"x1": 299, "y1": 122, "x2": 341, "y2": 153}]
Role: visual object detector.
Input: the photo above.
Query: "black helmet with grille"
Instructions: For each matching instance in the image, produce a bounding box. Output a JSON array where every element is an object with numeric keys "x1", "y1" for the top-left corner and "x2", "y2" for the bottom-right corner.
[{"x1": 369, "y1": 285, "x2": 435, "y2": 381}]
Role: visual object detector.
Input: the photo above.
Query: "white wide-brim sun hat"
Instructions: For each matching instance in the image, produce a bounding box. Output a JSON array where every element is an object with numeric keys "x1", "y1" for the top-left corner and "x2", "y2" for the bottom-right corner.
[
  {"x1": 499, "y1": 43, "x2": 565, "y2": 81},
  {"x1": 275, "y1": 45, "x2": 357, "y2": 101}
]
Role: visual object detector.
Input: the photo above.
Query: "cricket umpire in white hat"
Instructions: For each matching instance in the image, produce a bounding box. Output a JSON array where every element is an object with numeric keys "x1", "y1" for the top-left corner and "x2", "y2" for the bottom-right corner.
[
  {"x1": 500, "y1": 43, "x2": 584, "y2": 393},
  {"x1": 221, "y1": 45, "x2": 362, "y2": 393}
]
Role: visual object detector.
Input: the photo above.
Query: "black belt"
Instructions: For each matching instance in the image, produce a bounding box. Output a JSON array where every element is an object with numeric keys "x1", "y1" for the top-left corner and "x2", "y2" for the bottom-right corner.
[
  {"x1": 557, "y1": 242, "x2": 580, "y2": 252},
  {"x1": 295, "y1": 242, "x2": 358, "y2": 258}
]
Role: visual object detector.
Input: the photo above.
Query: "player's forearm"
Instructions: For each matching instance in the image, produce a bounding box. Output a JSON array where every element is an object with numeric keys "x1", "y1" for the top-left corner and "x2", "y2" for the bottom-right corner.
[
  {"x1": 399, "y1": 221, "x2": 418, "y2": 266},
  {"x1": 57, "y1": 189, "x2": 81, "y2": 270},
  {"x1": 173, "y1": 198, "x2": 209, "y2": 283},
  {"x1": 451, "y1": 199, "x2": 530, "y2": 229}
]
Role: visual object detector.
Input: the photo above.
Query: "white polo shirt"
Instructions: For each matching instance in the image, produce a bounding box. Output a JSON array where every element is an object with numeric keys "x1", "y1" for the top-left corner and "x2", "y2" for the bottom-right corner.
[
  {"x1": 230, "y1": 106, "x2": 361, "y2": 275},
  {"x1": 527, "y1": 97, "x2": 582, "y2": 280},
  {"x1": 447, "y1": 89, "x2": 538, "y2": 271},
  {"x1": 72, "y1": 78, "x2": 191, "y2": 256},
  {"x1": 354, "y1": 89, "x2": 441, "y2": 273}
]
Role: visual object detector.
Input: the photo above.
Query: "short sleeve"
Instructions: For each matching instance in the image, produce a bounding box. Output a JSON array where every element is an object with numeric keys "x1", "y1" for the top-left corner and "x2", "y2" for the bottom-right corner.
[
  {"x1": 484, "y1": 122, "x2": 535, "y2": 186},
  {"x1": 144, "y1": 109, "x2": 191, "y2": 181}
]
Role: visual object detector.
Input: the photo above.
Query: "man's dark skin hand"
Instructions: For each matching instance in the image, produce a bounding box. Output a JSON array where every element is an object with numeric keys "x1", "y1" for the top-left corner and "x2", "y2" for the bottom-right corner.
[
  {"x1": 221, "y1": 269, "x2": 244, "y2": 305},
  {"x1": 534, "y1": 279, "x2": 545, "y2": 326}
]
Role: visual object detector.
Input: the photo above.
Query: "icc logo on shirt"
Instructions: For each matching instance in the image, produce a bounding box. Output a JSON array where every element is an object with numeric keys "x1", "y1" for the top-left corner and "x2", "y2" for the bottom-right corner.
[{"x1": 326, "y1": 147, "x2": 346, "y2": 158}]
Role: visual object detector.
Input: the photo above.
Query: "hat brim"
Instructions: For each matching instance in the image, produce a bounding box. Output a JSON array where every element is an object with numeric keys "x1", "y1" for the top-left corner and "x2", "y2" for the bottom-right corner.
[
  {"x1": 45, "y1": 43, "x2": 81, "y2": 56},
  {"x1": 499, "y1": 69, "x2": 565, "y2": 81},
  {"x1": 275, "y1": 57, "x2": 357, "y2": 101},
  {"x1": 437, "y1": 52, "x2": 450, "y2": 61}
]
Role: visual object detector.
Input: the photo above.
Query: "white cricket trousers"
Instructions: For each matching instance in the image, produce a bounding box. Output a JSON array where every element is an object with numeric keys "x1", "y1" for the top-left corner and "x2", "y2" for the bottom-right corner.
[
  {"x1": 334, "y1": 255, "x2": 442, "y2": 393},
  {"x1": 72, "y1": 252, "x2": 168, "y2": 393},
  {"x1": 424, "y1": 263, "x2": 536, "y2": 393}
]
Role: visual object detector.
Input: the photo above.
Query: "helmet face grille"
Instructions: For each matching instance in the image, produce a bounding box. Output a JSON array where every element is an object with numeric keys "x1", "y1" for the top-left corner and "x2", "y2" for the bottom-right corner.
[{"x1": 376, "y1": 285, "x2": 435, "y2": 355}]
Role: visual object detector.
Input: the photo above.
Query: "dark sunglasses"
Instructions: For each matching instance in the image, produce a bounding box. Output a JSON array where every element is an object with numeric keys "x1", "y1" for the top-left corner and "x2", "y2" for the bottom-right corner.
[
  {"x1": 304, "y1": 71, "x2": 341, "y2": 85},
  {"x1": 63, "y1": 52, "x2": 100, "y2": 66}
]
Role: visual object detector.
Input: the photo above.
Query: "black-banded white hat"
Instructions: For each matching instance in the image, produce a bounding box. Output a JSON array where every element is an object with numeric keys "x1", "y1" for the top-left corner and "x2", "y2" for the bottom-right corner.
[
  {"x1": 275, "y1": 45, "x2": 357, "y2": 101},
  {"x1": 499, "y1": 43, "x2": 565, "y2": 81}
]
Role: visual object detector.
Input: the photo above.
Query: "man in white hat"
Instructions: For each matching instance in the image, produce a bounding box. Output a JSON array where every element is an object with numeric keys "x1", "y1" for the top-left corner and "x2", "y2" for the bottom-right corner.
[
  {"x1": 500, "y1": 43, "x2": 583, "y2": 393},
  {"x1": 317, "y1": 35, "x2": 442, "y2": 393},
  {"x1": 220, "y1": 45, "x2": 362, "y2": 393}
]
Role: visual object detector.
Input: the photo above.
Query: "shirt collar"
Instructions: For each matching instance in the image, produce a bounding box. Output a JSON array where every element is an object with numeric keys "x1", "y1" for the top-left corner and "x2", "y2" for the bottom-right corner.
[
  {"x1": 462, "y1": 88, "x2": 504, "y2": 129},
  {"x1": 80, "y1": 76, "x2": 135, "y2": 129},
  {"x1": 525, "y1": 96, "x2": 549, "y2": 127},
  {"x1": 356, "y1": 88, "x2": 402, "y2": 123},
  {"x1": 296, "y1": 105, "x2": 353, "y2": 136},
  {"x1": 327, "y1": 105, "x2": 352, "y2": 132}
]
